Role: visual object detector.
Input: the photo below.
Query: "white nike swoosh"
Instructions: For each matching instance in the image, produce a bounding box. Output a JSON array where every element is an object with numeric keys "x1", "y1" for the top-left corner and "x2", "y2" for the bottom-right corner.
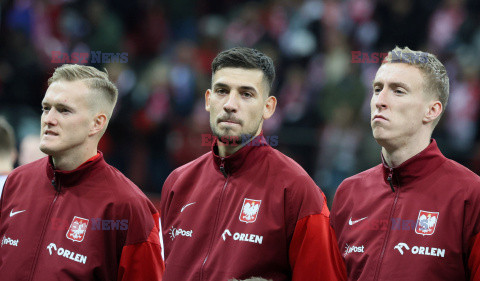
[
  {"x1": 181, "y1": 202, "x2": 196, "y2": 212},
  {"x1": 348, "y1": 216, "x2": 368, "y2": 225},
  {"x1": 9, "y1": 209, "x2": 26, "y2": 217}
]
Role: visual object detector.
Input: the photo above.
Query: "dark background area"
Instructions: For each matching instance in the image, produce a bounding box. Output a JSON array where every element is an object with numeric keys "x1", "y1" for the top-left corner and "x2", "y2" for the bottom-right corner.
[{"x1": 1, "y1": 0, "x2": 480, "y2": 206}]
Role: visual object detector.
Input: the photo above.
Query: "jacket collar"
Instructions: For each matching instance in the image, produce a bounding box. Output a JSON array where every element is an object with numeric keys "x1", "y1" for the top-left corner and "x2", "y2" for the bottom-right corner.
[
  {"x1": 212, "y1": 133, "x2": 270, "y2": 176},
  {"x1": 382, "y1": 139, "x2": 447, "y2": 187},
  {"x1": 46, "y1": 152, "x2": 106, "y2": 188}
]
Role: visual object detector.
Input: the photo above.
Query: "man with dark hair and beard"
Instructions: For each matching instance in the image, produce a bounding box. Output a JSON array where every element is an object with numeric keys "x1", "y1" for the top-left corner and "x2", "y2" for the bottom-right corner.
[{"x1": 159, "y1": 47, "x2": 346, "y2": 281}]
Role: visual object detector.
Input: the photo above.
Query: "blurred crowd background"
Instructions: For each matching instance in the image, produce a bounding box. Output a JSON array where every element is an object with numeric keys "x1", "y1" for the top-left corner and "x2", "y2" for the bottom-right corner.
[{"x1": 1, "y1": 0, "x2": 480, "y2": 204}]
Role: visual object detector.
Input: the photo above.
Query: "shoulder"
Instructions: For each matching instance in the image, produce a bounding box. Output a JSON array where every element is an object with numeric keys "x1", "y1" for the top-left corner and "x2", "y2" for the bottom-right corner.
[
  {"x1": 9, "y1": 157, "x2": 48, "y2": 178},
  {"x1": 265, "y1": 147, "x2": 313, "y2": 184},
  {"x1": 100, "y1": 162, "x2": 154, "y2": 208},
  {"x1": 5, "y1": 157, "x2": 48, "y2": 188},
  {"x1": 335, "y1": 164, "x2": 382, "y2": 196},
  {"x1": 164, "y1": 152, "x2": 211, "y2": 184},
  {"x1": 440, "y1": 158, "x2": 480, "y2": 195},
  {"x1": 266, "y1": 148, "x2": 324, "y2": 209}
]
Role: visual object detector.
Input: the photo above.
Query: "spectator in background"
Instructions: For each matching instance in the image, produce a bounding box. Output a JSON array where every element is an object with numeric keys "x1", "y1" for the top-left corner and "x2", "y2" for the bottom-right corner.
[
  {"x1": 160, "y1": 47, "x2": 346, "y2": 281},
  {"x1": 331, "y1": 47, "x2": 480, "y2": 280},
  {"x1": 0, "y1": 64, "x2": 164, "y2": 280},
  {"x1": 18, "y1": 133, "x2": 46, "y2": 165},
  {"x1": 0, "y1": 117, "x2": 16, "y2": 196}
]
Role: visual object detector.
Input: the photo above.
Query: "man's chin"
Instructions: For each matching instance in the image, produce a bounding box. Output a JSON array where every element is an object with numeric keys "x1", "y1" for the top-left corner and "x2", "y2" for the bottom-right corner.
[{"x1": 39, "y1": 145, "x2": 56, "y2": 156}]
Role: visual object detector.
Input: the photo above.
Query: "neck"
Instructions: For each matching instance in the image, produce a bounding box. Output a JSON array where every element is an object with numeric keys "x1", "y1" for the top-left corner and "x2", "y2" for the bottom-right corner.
[
  {"x1": 382, "y1": 137, "x2": 430, "y2": 168},
  {"x1": 52, "y1": 147, "x2": 98, "y2": 171},
  {"x1": 217, "y1": 139, "x2": 247, "y2": 157},
  {"x1": 217, "y1": 133, "x2": 261, "y2": 157}
]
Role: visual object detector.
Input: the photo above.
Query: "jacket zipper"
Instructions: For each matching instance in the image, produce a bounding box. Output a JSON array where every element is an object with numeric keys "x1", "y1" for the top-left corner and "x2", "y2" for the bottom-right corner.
[
  {"x1": 373, "y1": 169, "x2": 400, "y2": 281},
  {"x1": 199, "y1": 158, "x2": 229, "y2": 280},
  {"x1": 28, "y1": 173, "x2": 60, "y2": 281}
]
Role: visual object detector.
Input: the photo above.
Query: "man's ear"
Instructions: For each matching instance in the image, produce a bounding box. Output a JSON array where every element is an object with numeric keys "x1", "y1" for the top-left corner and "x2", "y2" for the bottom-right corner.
[
  {"x1": 263, "y1": 96, "x2": 277, "y2": 120},
  {"x1": 205, "y1": 89, "x2": 212, "y2": 112},
  {"x1": 424, "y1": 100, "x2": 442, "y2": 124},
  {"x1": 90, "y1": 113, "x2": 108, "y2": 136}
]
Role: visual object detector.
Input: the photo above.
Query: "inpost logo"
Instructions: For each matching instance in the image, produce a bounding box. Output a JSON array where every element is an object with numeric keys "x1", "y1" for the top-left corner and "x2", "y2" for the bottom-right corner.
[
  {"x1": 1, "y1": 235, "x2": 19, "y2": 247},
  {"x1": 169, "y1": 226, "x2": 193, "y2": 240}
]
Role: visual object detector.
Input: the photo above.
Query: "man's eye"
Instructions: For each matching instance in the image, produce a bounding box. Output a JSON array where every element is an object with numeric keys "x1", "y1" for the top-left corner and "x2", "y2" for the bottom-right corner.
[
  {"x1": 59, "y1": 108, "x2": 70, "y2": 113},
  {"x1": 242, "y1": 92, "x2": 253, "y2": 98},
  {"x1": 216, "y1": 89, "x2": 227, "y2": 94},
  {"x1": 373, "y1": 87, "x2": 381, "y2": 95},
  {"x1": 395, "y1": 89, "x2": 405, "y2": 95},
  {"x1": 42, "y1": 107, "x2": 50, "y2": 112}
]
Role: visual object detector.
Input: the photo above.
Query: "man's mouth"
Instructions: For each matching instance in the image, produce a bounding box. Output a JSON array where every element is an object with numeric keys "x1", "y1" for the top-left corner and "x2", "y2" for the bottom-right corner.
[
  {"x1": 44, "y1": 130, "x2": 59, "y2": 136},
  {"x1": 372, "y1": 114, "x2": 388, "y2": 121}
]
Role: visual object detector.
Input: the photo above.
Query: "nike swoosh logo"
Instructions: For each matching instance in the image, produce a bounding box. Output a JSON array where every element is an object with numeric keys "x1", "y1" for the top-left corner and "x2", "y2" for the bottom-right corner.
[
  {"x1": 181, "y1": 202, "x2": 196, "y2": 213},
  {"x1": 349, "y1": 216, "x2": 368, "y2": 225},
  {"x1": 9, "y1": 209, "x2": 26, "y2": 217}
]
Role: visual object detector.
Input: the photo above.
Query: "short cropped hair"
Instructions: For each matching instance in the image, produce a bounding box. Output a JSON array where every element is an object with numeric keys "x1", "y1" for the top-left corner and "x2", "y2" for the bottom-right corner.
[
  {"x1": 48, "y1": 64, "x2": 118, "y2": 118},
  {"x1": 212, "y1": 47, "x2": 275, "y2": 95},
  {"x1": 0, "y1": 117, "x2": 15, "y2": 157},
  {"x1": 384, "y1": 46, "x2": 449, "y2": 126}
]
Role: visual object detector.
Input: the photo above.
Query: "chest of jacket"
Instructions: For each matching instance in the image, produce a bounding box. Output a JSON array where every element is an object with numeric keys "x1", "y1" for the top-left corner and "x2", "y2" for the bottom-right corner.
[
  {"x1": 0, "y1": 175, "x2": 128, "y2": 281},
  {"x1": 162, "y1": 162, "x2": 293, "y2": 280},
  {"x1": 334, "y1": 167, "x2": 469, "y2": 281}
]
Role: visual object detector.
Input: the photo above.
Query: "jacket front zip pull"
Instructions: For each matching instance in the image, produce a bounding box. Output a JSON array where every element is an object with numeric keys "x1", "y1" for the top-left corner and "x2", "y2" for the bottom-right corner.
[
  {"x1": 200, "y1": 159, "x2": 229, "y2": 280},
  {"x1": 373, "y1": 170, "x2": 400, "y2": 281},
  {"x1": 219, "y1": 158, "x2": 227, "y2": 178},
  {"x1": 28, "y1": 176, "x2": 60, "y2": 281},
  {"x1": 387, "y1": 169, "x2": 395, "y2": 193}
]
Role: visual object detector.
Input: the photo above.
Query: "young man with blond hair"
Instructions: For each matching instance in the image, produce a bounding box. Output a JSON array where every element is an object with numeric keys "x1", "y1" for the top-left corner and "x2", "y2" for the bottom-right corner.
[
  {"x1": 0, "y1": 64, "x2": 164, "y2": 280},
  {"x1": 331, "y1": 47, "x2": 480, "y2": 280}
]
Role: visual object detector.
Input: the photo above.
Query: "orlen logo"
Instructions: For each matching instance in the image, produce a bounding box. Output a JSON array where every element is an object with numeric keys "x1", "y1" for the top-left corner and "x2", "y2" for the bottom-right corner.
[
  {"x1": 221, "y1": 229, "x2": 263, "y2": 245},
  {"x1": 1, "y1": 235, "x2": 19, "y2": 247},
  {"x1": 343, "y1": 243, "x2": 364, "y2": 257},
  {"x1": 394, "y1": 242, "x2": 446, "y2": 258},
  {"x1": 169, "y1": 226, "x2": 193, "y2": 240},
  {"x1": 46, "y1": 243, "x2": 87, "y2": 264}
]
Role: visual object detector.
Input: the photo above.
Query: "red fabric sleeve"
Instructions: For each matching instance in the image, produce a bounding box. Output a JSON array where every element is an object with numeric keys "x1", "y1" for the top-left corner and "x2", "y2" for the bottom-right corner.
[
  {"x1": 468, "y1": 232, "x2": 480, "y2": 280},
  {"x1": 289, "y1": 203, "x2": 347, "y2": 281},
  {"x1": 117, "y1": 213, "x2": 165, "y2": 281}
]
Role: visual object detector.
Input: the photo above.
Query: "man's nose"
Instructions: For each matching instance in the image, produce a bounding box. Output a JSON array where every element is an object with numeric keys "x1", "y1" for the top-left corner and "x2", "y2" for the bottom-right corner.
[
  {"x1": 374, "y1": 89, "x2": 389, "y2": 110},
  {"x1": 223, "y1": 92, "x2": 239, "y2": 112},
  {"x1": 42, "y1": 109, "x2": 58, "y2": 126}
]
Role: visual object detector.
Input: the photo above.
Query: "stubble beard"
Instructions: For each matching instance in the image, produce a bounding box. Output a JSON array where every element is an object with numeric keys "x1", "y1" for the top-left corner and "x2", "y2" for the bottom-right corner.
[{"x1": 210, "y1": 117, "x2": 263, "y2": 146}]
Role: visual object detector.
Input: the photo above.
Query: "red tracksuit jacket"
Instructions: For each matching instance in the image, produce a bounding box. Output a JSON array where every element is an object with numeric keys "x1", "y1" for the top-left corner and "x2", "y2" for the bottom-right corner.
[
  {"x1": 0, "y1": 153, "x2": 164, "y2": 280},
  {"x1": 160, "y1": 135, "x2": 346, "y2": 281},
  {"x1": 331, "y1": 139, "x2": 480, "y2": 280}
]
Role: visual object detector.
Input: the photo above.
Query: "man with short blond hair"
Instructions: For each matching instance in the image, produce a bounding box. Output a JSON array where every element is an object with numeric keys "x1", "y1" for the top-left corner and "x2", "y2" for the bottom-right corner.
[
  {"x1": 331, "y1": 47, "x2": 480, "y2": 280},
  {"x1": 0, "y1": 64, "x2": 164, "y2": 280}
]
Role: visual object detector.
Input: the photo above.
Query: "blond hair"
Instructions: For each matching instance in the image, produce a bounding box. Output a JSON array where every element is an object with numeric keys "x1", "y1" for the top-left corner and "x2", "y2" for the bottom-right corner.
[
  {"x1": 48, "y1": 64, "x2": 118, "y2": 119},
  {"x1": 384, "y1": 46, "x2": 449, "y2": 126}
]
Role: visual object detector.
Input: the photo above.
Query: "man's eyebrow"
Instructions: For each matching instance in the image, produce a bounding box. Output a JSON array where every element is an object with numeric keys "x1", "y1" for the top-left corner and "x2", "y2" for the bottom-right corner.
[
  {"x1": 372, "y1": 81, "x2": 411, "y2": 91},
  {"x1": 213, "y1": 83, "x2": 258, "y2": 93},
  {"x1": 389, "y1": 82, "x2": 411, "y2": 91},
  {"x1": 41, "y1": 101, "x2": 73, "y2": 109},
  {"x1": 238, "y1": 86, "x2": 258, "y2": 93},
  {"x1": 213, "y1": 83, "x2": 229, "y2": 89}
]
